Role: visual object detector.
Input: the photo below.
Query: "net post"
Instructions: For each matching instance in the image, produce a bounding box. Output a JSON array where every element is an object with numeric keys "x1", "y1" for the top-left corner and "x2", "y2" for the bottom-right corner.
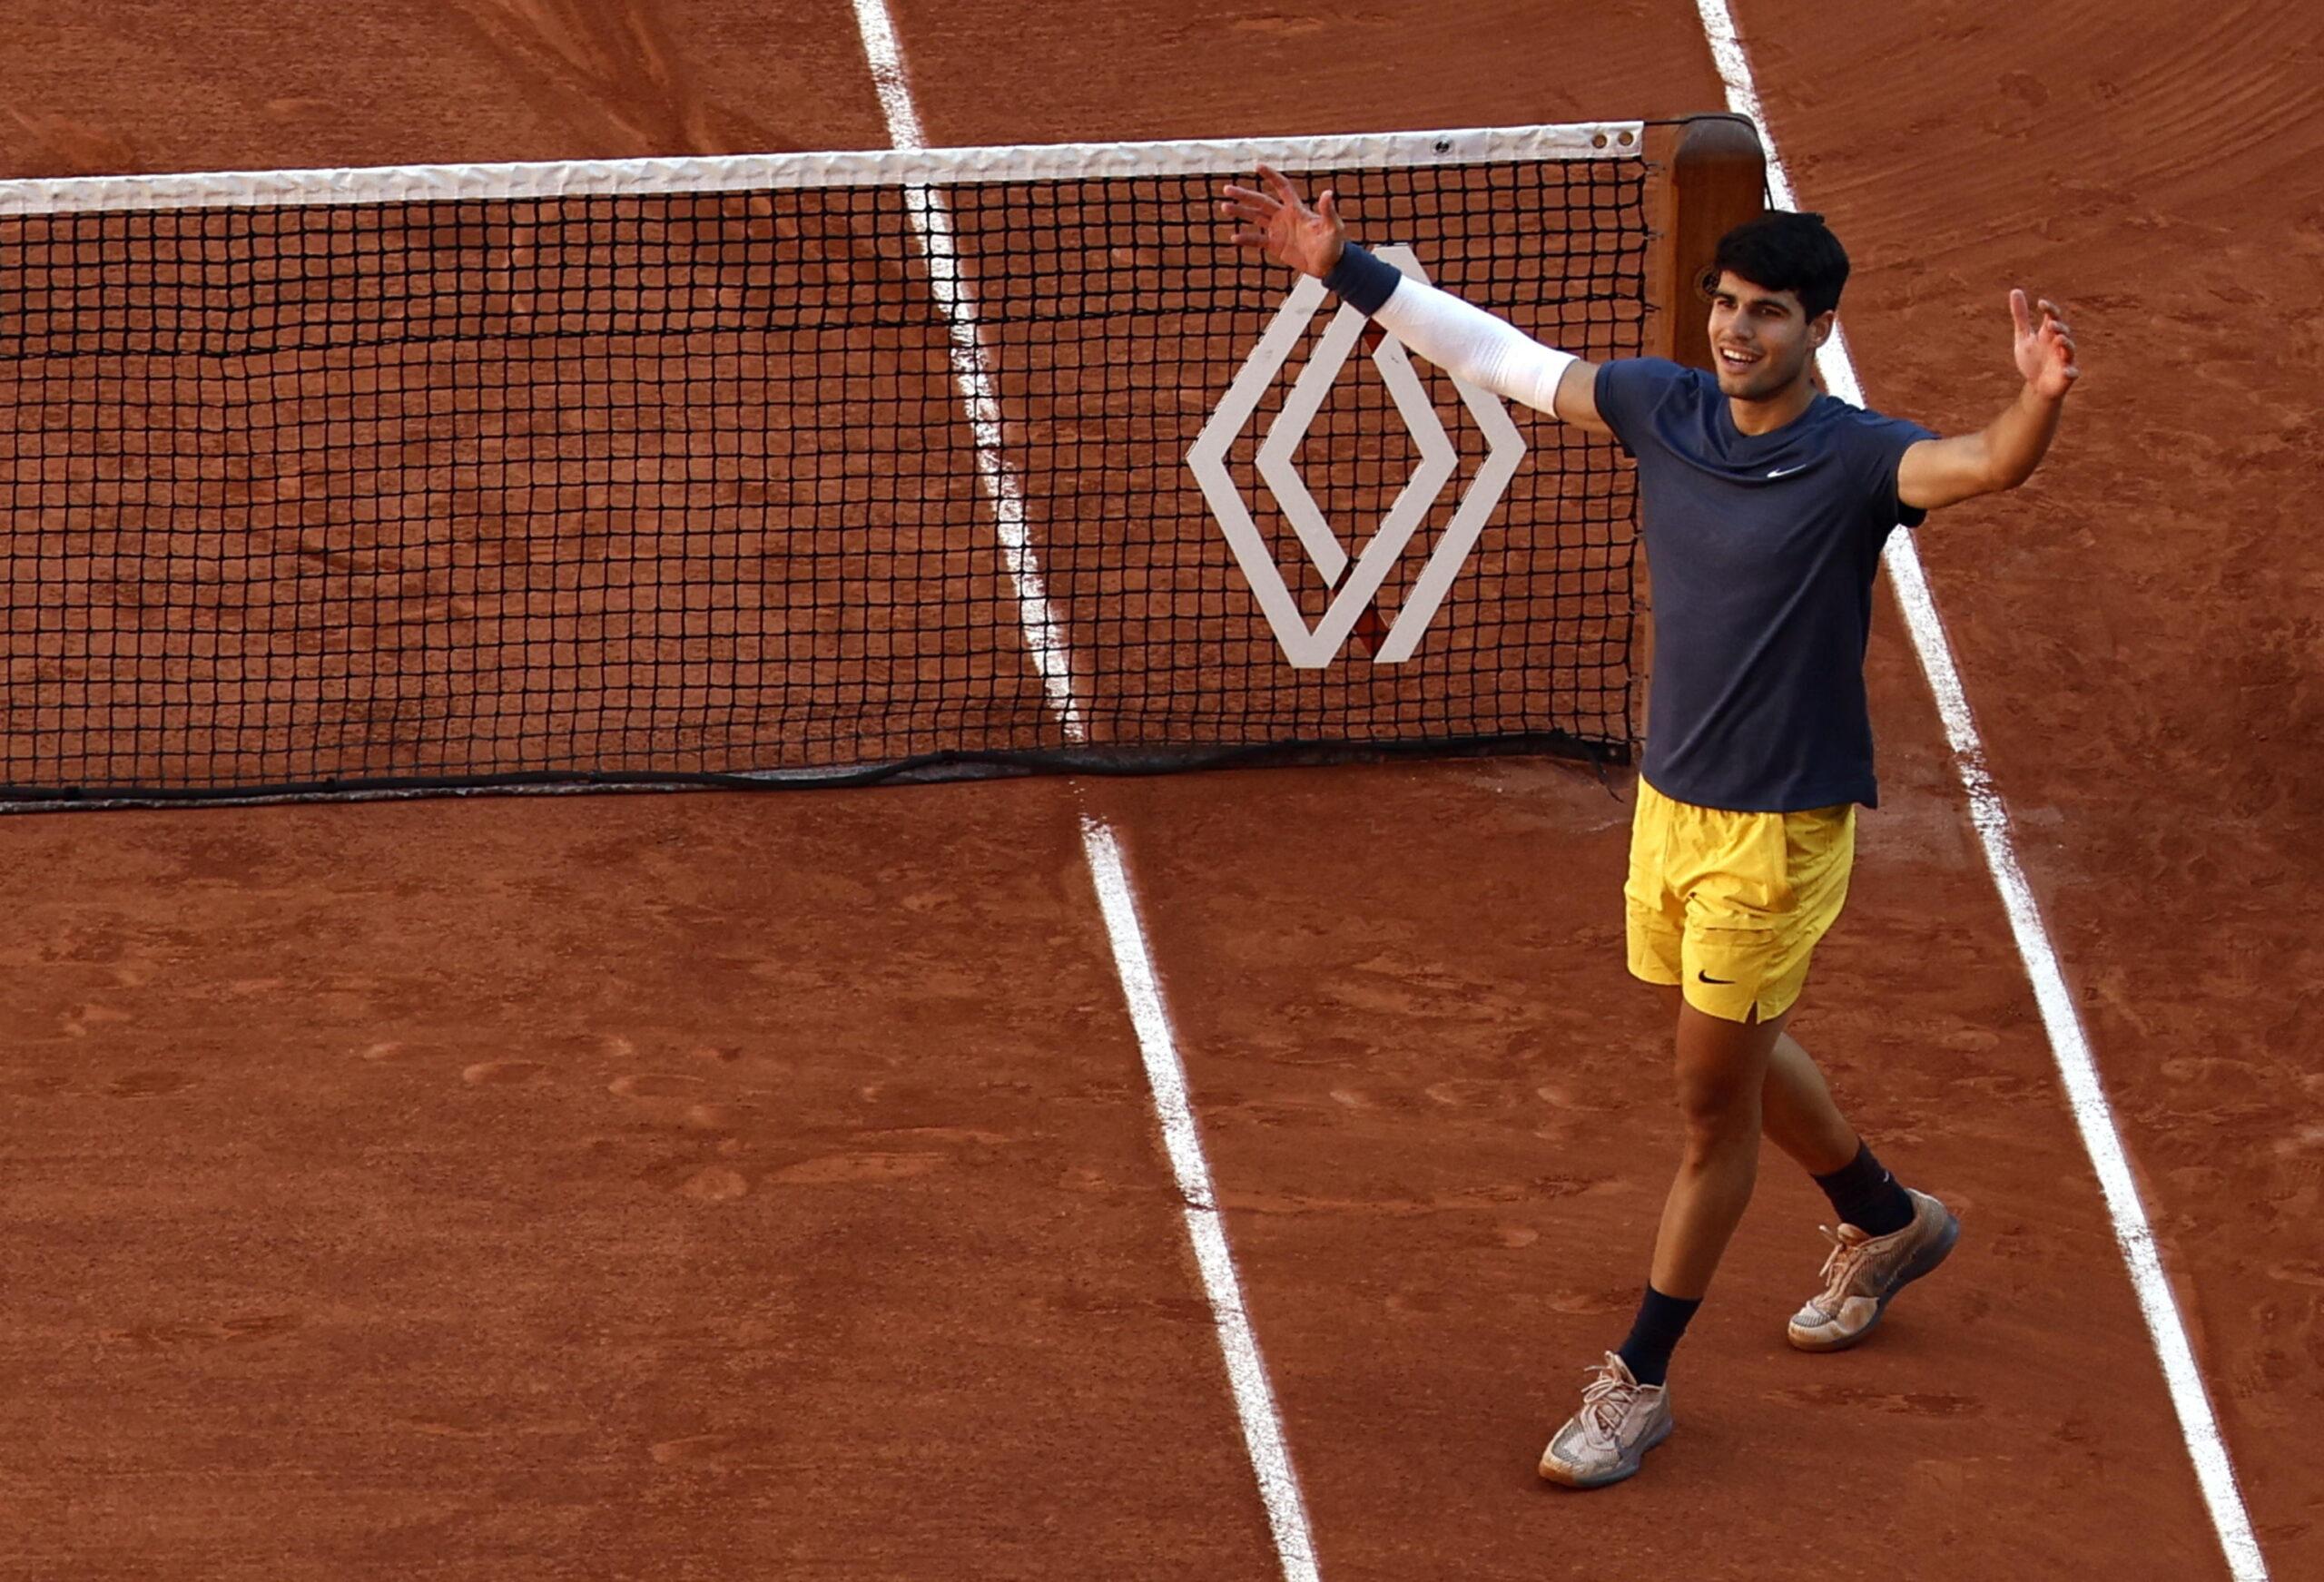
[{"x1": 1657, "y1": 114, "x2": 1768, "y2": 368}]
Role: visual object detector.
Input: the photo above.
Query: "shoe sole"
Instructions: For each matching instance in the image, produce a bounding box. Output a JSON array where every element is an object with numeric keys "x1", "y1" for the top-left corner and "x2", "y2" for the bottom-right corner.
[
  {"x1": 1538, "y1": 1411, "x2": 1674, "y2": 1489},
  {"x1": 1787, "y1": 1207, "x2": 1962, "y2": 1354}
]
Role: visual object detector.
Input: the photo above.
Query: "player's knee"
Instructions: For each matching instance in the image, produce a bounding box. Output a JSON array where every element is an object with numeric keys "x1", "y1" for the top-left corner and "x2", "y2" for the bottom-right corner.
[{"x1": 1673, "y1": 1068, "x2": 1759, "y2": 1152}]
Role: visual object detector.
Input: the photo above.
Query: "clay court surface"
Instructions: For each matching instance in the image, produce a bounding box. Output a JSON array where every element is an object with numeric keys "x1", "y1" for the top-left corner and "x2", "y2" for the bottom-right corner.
[{"x1": 2, "y1": 2, "x2": 2319, "y2": 1577}]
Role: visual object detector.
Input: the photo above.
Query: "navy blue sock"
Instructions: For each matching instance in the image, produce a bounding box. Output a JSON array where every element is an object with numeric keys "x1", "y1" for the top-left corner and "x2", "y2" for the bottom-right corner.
[
  {"x1": 1813, "y1": 1142, "x2": 1915, "y2": 1237},
  {"x1": 1614, "y1": 1285, "x2": 1700, "y2": 1388}
]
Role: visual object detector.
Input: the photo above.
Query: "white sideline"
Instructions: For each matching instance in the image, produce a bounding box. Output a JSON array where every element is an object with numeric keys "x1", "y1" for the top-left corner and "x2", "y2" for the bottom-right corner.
[
  {"x1": 846, "y1": 0, "x2": 1080, "y2": 738},
  {"x1": 846, "y1": 5, "x2": 1322, "y2": 1579},
  {"x1": 1080, "y1": 817, "x2": 1322, "y2": 1582},
  {"x1": 1691, "y1": 5, "x2": 2270, "y2": 1579}
]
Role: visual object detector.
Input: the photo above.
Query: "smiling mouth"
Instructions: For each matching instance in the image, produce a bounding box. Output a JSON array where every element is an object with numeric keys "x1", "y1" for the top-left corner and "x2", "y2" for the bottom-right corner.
[{"x1": 1717, "y1": 347, "x2": 1763, "y2": 373}]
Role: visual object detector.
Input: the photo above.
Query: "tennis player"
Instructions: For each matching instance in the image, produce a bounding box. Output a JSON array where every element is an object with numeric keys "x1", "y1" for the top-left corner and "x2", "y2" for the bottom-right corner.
[{"x1": 1220, "y1": 167, "x2": 2077, "y2": 1488}]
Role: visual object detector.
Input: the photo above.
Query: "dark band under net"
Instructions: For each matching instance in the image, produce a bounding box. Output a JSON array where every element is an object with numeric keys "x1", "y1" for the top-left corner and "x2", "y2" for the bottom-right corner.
[{"x1": 0, "y1": 138, "x2": 1649, "y2": 806}]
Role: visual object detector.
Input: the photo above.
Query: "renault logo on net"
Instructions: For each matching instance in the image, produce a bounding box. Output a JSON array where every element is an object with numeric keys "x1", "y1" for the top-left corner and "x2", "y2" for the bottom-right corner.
[{"x1": 1186, "y1": 245, "x2": 1526, "y2": 669}]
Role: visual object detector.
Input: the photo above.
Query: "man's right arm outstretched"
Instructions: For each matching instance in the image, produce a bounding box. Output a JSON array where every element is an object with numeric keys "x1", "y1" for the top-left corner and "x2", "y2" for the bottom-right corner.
[{"x1": 1218, "y1": 164, "x2": 1612, "y2": 437}]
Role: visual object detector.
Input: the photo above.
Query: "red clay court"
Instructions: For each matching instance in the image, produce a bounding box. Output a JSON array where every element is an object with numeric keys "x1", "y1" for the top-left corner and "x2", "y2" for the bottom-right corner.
[{"x1": 1, "y1": 3, "x2": 2318, "y2": 1579}]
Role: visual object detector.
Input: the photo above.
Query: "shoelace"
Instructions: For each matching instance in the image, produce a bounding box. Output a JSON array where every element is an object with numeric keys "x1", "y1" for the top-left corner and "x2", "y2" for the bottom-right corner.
[
  {"x1": 1578, "y1": 1356, "x2": 1640, "y2": 1444},
  {"x1": 1809, "y1": 1223, "x2": 1876, "y2": 1311}
]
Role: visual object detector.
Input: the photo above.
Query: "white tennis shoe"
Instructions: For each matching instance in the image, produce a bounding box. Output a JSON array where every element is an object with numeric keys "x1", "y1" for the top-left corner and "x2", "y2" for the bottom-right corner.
[
  {"x1": 1538, "y1": 1352, "x2": 1673, "y2": 1489},
  {"x1": 1787, "y1": 1187, "x2": 1961, "y2": 1351}
]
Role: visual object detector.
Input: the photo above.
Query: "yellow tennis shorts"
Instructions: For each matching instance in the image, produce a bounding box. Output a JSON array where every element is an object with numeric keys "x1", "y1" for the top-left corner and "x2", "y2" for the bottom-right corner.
[{"x1": 1624, "y1": 777, "x2": 1856, "y2": 1024}]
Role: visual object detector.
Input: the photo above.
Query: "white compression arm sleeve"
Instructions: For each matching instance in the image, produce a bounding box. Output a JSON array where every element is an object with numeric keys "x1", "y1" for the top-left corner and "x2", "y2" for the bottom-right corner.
[{"x1": 1371, "y1": 273, "x2": 1578, "y2": 418}]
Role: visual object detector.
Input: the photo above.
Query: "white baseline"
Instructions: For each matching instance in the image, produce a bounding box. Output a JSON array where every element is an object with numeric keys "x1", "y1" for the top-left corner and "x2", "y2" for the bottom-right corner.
[{"x1": 1691, "y1": 4, "x2": 2269, "y2": 1579}]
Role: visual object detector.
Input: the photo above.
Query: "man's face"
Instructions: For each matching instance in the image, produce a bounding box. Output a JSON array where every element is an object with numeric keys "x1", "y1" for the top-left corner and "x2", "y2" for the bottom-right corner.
[{"x1": 1705, "y1": 271, "x2": 1831, "y2": 400}]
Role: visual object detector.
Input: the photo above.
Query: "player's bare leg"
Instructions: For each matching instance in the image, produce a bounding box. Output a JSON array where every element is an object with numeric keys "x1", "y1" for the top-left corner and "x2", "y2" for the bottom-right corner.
[
  {"x1": 1759, "y1": 1028, "x2": 1862, "y2": 1177},
  {"x1": 1648, "y1": 997, "x2": 1793, "y2": 1298},
  {"x1": 1541, "y1": 997, "x2": 1787, "y2": 1488}
]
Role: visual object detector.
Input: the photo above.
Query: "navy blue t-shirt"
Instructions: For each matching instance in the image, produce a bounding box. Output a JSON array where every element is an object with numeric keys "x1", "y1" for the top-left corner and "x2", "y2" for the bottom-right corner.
[{"x1": 1593, "y1": 358, "x2": 1935, "y2": 812}]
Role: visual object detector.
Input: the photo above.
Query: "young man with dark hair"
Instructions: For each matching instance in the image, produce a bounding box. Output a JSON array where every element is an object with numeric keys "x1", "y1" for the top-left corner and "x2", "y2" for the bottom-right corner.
[{"x1": 1219, "y1": 169, "x2": 2078, "y2": 1487}]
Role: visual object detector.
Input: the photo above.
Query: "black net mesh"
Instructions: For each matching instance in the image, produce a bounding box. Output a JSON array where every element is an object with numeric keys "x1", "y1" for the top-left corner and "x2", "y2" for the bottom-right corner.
[{"x1": 0, "y1": 148, "x2": 1649, "y2": 805}]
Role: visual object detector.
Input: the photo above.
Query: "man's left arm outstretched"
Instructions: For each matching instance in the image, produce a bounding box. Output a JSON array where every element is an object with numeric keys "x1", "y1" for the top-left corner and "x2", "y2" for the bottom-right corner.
[{"x1": 1897, "y1": 290, "x2": 2080, "y2": 511}]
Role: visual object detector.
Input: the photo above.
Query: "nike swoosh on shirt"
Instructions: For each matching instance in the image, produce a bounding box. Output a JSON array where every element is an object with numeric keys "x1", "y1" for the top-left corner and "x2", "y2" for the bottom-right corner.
[{"x1": 1765, "y1": 464, "x2": 1808, "y2": 478}]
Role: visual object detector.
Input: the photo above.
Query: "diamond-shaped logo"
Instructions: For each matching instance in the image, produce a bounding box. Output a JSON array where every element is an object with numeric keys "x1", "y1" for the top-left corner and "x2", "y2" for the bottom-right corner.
[{"x1": 1187, "y1": 246, "x2": 1526, "y2": 668}]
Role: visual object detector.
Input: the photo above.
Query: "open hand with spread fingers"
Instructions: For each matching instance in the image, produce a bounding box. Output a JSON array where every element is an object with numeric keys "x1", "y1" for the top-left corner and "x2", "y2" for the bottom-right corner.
[
  {"x1": 2013, "y1": 289, "x2": 2078, "y2": 400},
  {"x1": 1218, "y1": 164, "x2": 1347, "y2": 279}
]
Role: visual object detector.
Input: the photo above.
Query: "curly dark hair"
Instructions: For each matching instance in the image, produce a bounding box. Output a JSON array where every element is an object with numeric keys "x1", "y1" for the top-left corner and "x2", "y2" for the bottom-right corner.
[{"x1": 1700, "y1": 211, "x2": 1851, "y2": 319}]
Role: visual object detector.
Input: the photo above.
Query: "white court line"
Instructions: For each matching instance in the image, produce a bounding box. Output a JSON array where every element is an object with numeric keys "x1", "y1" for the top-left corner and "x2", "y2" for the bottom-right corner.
[
  {"x1": 848, "y1": 0, "x2": 1082, "y2": 739},
  {"x1": 1082, "y1": 818, "x2": 1322, "y2": 1581},
  {"x1": 1691, "y1": 5, "x2": 2270, "y2": 1578},
  {"x1": 846, "y1": 5, "x2": 1322, "y2": 1578}
]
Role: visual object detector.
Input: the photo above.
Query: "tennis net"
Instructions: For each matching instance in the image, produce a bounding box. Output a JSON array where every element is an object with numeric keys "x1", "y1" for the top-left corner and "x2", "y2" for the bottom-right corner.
[{"x1": 0, "y1": 123, "x2": 1652, "y2": 807}]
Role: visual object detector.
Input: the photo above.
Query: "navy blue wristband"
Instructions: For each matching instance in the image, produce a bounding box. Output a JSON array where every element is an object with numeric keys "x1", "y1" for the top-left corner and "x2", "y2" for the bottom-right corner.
[{"x1": 1321, "y1": 242, "x2": 1402, "y2": 317}]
